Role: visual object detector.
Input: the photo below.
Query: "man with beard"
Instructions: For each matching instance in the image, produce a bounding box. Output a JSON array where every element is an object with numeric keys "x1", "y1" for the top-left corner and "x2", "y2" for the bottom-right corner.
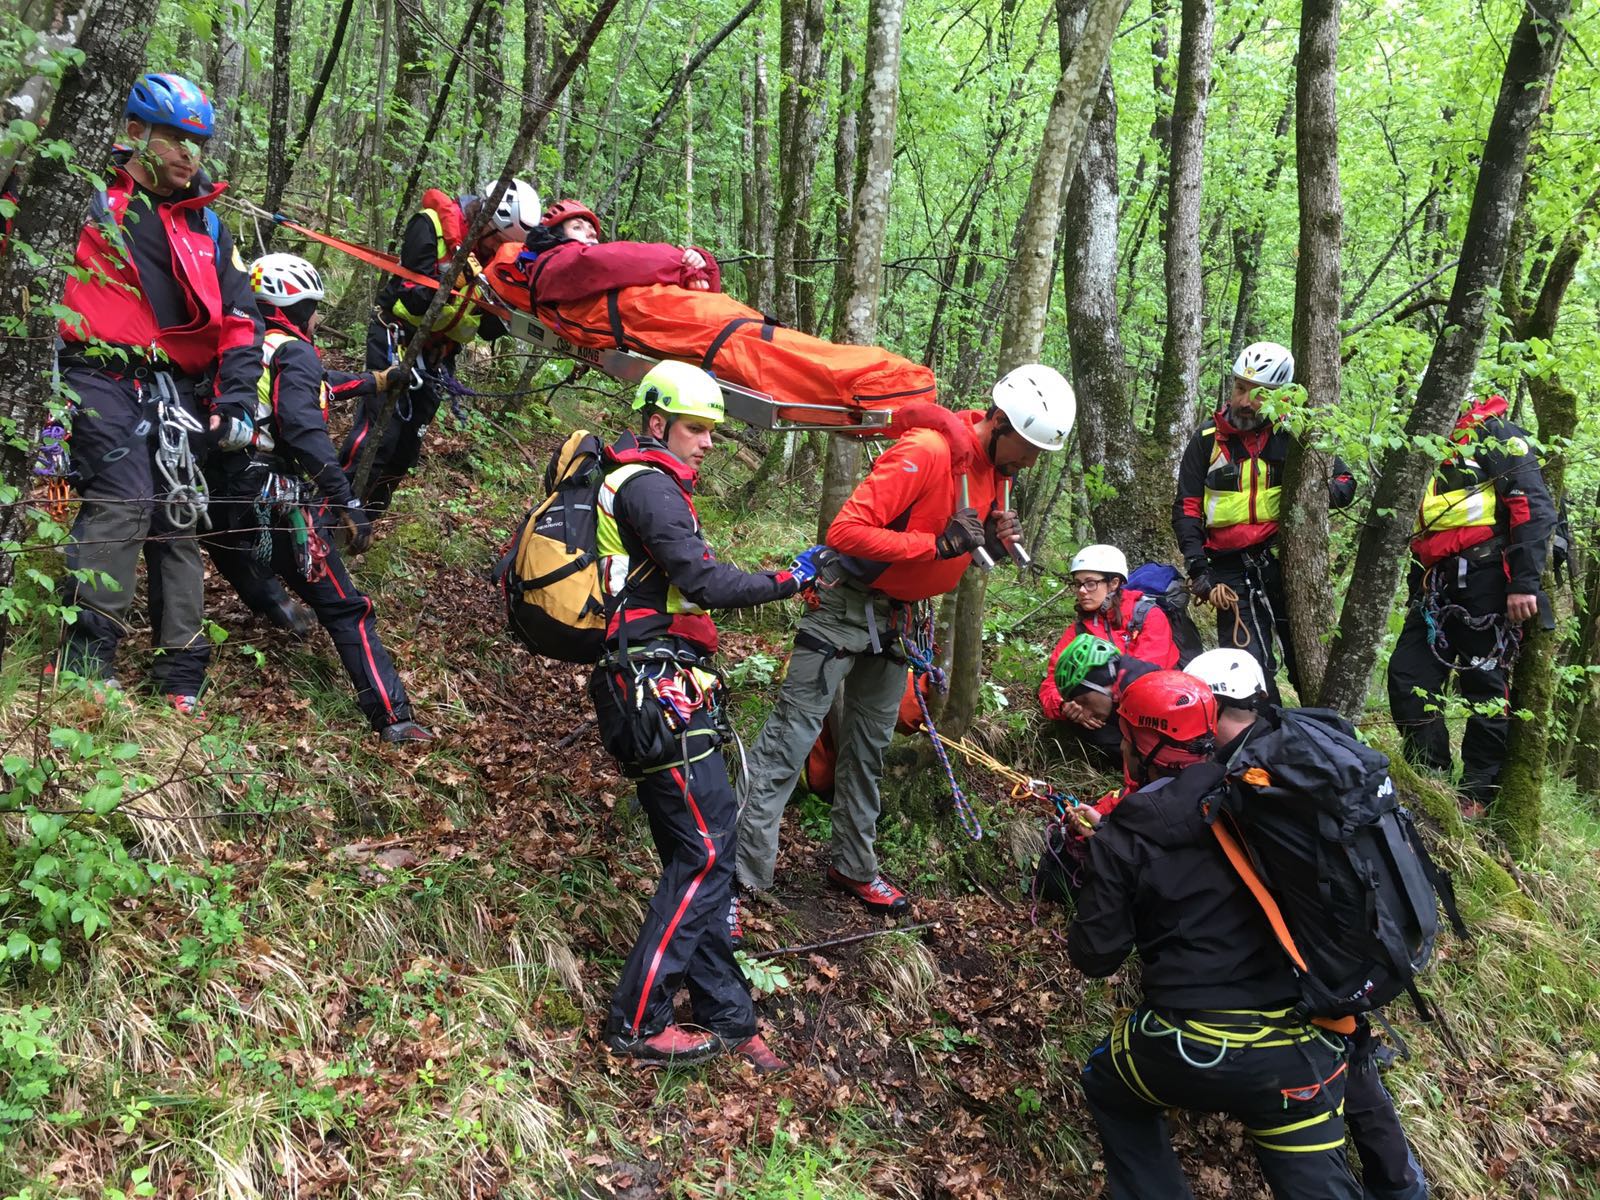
[{"x1": 1171, "y1": 342, "x2": 1356, "y2": 704}]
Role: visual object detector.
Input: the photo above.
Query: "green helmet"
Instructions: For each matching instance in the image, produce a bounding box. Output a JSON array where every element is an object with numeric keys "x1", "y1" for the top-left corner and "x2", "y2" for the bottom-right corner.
[
  {"x1": 633, "y1": 360, "x2": 725, "y2": 424},
  {"x1": 1053, "y1": 633, "x2": 1120, "y2": 696}
]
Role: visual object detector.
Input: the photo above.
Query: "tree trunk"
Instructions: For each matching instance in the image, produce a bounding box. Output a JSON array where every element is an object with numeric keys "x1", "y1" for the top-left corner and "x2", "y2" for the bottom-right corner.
[
  {"x1": 389, "y1": 0, "x2": 491, "y2": 248},
  {"x1": 261, "y1": 0, "x2": 294, "y2": 224},
  {"x1": 1492, "y1": 180, "x2": 1598, "y2": 855},
  {"x1": 210, "y1": 0, "x2": 249, "y2": 178},
  {"x1": 1573, "y1": 532, "x2": 1600, "y2": 791},
  {"x1": 472, "y1": 0, "x2": 506, "y2": 182},
  {"x1": 829, "y1": 9, "x2": 860, "y2": 339},
  {"x1": 816, "y1": 0, "x2": 907, "y2": 540},
  {"x1": 0, "y1": 0, "x2": 156, "y2": 596},
  {"x1": 383, "y1": 0, "x2": 432, "y2": 176},
  {"x1": 283, "y1": 0, "x2": 358, "y2": 199},
  {"x1": 751, "y1": 29, "x2": 775, "y2": 313},
  {"x1": 1280, "y1": 0, "x2": 1342, "y2": 703},
  {"x1": 1148, "y1": 0, "x2": 1214, "y2": 485},
  {"x1": 772, "y1": 0, "x2": 828, "y2": 329},
  {"x1": 1225, "y1": 88, "x2": 1294, "y2": 395},
  {"x1": 522, "y1": 0, "x2": 546, "y2": 114},
  {"x1": 941, "y1": 0, "x2": 1128, "y2": 739},
  {"x1": 1319, "y1": 0, "x2": 1571, "y2": 718}
]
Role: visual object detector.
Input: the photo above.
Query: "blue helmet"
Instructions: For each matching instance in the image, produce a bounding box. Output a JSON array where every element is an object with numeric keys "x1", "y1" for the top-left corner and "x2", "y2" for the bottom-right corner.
[{"x1": 125, "y1": 73, "x2": 214, "y2": 138}]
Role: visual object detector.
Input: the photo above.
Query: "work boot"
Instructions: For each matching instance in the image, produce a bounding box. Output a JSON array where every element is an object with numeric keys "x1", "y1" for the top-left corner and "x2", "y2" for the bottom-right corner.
[
  {"x1": 827, "y1": 867, "x2": 910, "y2": 913},
  {"x1": 379, "y1": 720, "x2": 435, "y2": 744},
  {"x1": 605, "y1": 1024, "x2": 721, "y2": 1064},
  {"x1": 727, "y1": 891, "x2": 746, "y2": 950},
  {"x1": 728, "y1": 1034, "x2": 788, "y2": 1075},
  {"x1": 44, "y1": 661, "x2": 123, "y2": 699},
  {"x1": 260, "y1": 594, "x2": 315, "y2": 640}
]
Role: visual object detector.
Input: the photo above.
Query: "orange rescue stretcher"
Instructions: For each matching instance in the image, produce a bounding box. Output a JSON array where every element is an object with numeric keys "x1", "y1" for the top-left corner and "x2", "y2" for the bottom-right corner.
[{"x1": 480, "y1": 245, "x2": 928, "y2": 435}]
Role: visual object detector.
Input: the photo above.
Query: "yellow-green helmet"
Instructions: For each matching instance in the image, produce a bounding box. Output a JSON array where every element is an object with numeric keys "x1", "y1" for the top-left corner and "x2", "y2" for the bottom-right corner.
[
  {"x1": 633, "y1": 360, "x2": 724, "y2": 424},
  {"x1": 1054, "y1": 633, "x2": 1120, "y2": 696}
]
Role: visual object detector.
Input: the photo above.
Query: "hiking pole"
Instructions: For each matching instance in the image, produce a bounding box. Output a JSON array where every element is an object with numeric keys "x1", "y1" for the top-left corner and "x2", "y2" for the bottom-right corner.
[
  {"x1": 960, "y1": 475, "x2": 995, "y2": 570},
  {"x1": 997, "y1": 477, "x2": 1031, "y2": 569},
  {"x1": 747, "y1": 922, "x2": 937, "y2": 960}
]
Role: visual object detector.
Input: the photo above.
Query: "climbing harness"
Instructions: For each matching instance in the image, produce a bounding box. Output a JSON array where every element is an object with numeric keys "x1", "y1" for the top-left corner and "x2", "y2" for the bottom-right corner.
[
  {"x1": 152, "y1": 374, "x2": 209, "y2": 531},
  {"x1": 1419, "y1": 562, "x2": 1522, "y2": 674},
  {"x1": 32, "y1": 421, "x2": 71, "y2": 520}
]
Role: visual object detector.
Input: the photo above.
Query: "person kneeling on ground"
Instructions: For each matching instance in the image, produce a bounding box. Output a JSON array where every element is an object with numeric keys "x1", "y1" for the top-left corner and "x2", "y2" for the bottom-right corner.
[
  {"x1": 1039, "y1": 633, "x2": 1157, "y2": 773},
  {"x1": 1189, "y1": 649, "x2": 1430, "y2": 1200},
  {"x1": 589, "y1": 359, "x2": 833, "y2": 1072},
  {"x1": 203, "y1": 253, "x2": 431, "y2": 743},
  {"x1": 1069, "y1": 669, "x2": 1362, "y2": 1199}
]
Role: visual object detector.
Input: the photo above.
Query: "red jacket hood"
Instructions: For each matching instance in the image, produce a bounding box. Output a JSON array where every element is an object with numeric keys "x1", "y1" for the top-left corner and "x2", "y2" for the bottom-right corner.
[
  {"x1": 605, "y1": 432, "x2": 699, "y2": 490},
  {"x1": 1453, "y1": 394, "x2": 1508, "y2": 439},
  {"x1": 1209, "y1": 407, "x2": 1274, "y2": 448},
  {"x1": 886, "y1": 402, "x2": 983, "y2": 473}
]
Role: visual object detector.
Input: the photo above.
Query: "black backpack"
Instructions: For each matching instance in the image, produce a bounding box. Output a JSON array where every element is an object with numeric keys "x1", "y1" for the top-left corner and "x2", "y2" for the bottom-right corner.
[
  {"x1": 1209, "y1": 707, "x2": 1466, "y2": 1019},
  {"x1": 1125, "y1": 562, "x2": 1203, "y2": 667}
]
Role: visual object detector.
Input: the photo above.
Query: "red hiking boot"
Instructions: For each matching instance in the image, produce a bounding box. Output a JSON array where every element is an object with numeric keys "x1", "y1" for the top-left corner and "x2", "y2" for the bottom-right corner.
[
  {"x1": 729, "y1": 1034, "x2": 788, "y2": 1075},
  {"x1": 827, "y1": 867, "x2": 910, "y2": 914},
  {"x1": 165, "y1": 693, "x2": 201, "y2": 719},
  {"x1": 605, "y1": 1024, "x2": 722, "y2": 1064}
]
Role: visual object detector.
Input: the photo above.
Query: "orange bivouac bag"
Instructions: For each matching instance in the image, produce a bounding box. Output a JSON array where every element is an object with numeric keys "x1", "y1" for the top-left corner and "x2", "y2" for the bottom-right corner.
[{"x1": 482, "y1": 247, "x2": 936, "y2": 426}]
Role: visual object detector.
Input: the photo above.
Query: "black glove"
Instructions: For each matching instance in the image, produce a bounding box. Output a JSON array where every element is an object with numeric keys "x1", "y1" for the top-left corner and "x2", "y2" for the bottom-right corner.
[
  {"x1": 1188, "y1": 568, "x2": 1216, "y2": 599},
  {"x1": 336, "y1": 499, "x2": 373, "y2": 556},
  {"x1": 984, "y1": 509, "x2": 1022, "y2": 558},
  {"x1": 936, "y1": 507, "x2": 987, "y2": 559}
]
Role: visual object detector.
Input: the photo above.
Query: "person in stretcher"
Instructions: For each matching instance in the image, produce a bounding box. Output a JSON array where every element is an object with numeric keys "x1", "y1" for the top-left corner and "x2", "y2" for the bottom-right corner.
[{"x1": 483, "y1": 199, "x2": 937, "y2": 422}]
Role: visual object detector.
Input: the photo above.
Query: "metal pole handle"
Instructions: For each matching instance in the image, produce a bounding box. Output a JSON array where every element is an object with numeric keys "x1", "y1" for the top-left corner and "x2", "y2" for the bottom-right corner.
[
  {"x1": 997, "y1": 477, "x2": 1032, "y2": 568},
  {"x1": 961, "y1": 475, "x2": 995, "y2": 570}
]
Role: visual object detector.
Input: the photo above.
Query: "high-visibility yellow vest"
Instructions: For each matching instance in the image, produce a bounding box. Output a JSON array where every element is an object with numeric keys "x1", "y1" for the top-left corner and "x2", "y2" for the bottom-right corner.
[
  {"x1": 1416, "y1": 455, "x2": 1499, "y2": 534},
  {"x1": 1201, "y1": 427, "x2": 1281, "y2": 529},
  {"x1": 253, "y1": 329, "x2": 325, "y2": 447},
  {"x1": 596, "y1": 463, "x2": 702, "y2": 615}
]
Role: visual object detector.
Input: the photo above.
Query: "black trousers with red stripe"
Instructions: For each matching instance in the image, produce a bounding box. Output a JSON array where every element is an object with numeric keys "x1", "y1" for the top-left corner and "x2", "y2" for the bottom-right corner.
[
  {"x1": 338, "y1": 320, "x2": 446, "y2": 516},
  {"x1": 601, "y1": 702, "x2": 754, "y2": 1042},
  {"x1": 203, "y1": 475, "x2": 412, "y2": 731}
]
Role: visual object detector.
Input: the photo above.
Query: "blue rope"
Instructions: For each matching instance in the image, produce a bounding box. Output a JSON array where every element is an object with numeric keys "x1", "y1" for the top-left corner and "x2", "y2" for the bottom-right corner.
[{"x1": 903, "y1": 633, "x2": 983, "y2": 842}]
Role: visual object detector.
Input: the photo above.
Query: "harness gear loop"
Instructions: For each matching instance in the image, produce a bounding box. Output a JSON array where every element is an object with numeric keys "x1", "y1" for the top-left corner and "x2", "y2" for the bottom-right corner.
[
  {"x1": 1419, "y1": 562, "x2": 1522, "y2": 673},
  {"x1": 151, "y1": 374, "x2": 210, "y2": 531},
  {"x1": 898, "y1": 601, "x2": 983, "y2": 841},
  {"x1": 33, "y1": 421, "x2": 72, "y2": 520}
]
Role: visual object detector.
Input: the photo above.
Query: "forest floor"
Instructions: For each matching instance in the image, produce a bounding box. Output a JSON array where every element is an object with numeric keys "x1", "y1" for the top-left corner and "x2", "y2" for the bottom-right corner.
[{"x1": 3, "y1": 382, "x2": 1600, "y2": 1199}]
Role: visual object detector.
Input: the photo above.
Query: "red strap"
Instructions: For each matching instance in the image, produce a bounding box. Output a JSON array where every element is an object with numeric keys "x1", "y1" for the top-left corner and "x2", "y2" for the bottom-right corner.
[{"x1": 274, "y1": 218, "x2": 514, "y2": 322}]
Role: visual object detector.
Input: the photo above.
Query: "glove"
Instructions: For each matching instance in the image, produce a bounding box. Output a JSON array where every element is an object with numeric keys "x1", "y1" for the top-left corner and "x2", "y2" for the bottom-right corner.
[
  {"x1": 789, "y1": 545, "x2": 840, "y2": 589},
  {"x1": 935, "y1": 507, "x2": 986, "y2": 559},
  {"x1": 985, "y1": 509, "x2": 1022, "y2": 557},
  {"x1": 372, "y1": 365, "x2": 401, "y2": 392},
  {"x1": 1187, "y1": 561, "x2": 1215, "y2": 599},
  {"x1": 213, "y1": 412, "x2": 256, "y2": 452},
  {"x1": 336, "y1": 498, "x2": 373, "y2": 556}
]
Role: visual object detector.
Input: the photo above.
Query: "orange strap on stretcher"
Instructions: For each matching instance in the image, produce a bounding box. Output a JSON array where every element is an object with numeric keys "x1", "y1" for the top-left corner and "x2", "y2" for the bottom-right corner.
[{"x1": 271, "y1": 215, "x2": 514, "y2": 322}]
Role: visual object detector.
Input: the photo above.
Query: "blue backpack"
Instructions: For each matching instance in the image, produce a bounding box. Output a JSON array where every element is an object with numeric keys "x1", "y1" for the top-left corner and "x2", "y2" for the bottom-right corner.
[{"x1": 1125, "y1": 562, "x2": 1203, "y2": 667}]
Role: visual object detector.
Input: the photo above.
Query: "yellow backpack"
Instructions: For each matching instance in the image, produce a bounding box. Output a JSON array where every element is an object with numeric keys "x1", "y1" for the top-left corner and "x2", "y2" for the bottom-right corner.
[{"x1": 496, "y1": 430, "x2": 609, "y2": 662}]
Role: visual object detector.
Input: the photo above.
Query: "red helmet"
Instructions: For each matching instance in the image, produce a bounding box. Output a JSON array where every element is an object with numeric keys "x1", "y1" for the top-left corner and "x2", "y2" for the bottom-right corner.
[
  {"x1": 1118, "y1": 670, "x2": 1218, "y2": 773},
  {"x1": 540, "y1": 198, "x2": 603, "y2": 237}
]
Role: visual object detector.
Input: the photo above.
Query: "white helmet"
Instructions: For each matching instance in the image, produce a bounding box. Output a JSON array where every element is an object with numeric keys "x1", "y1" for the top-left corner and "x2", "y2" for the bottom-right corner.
[
  {"x1": 1070, "y1": 544, "x2": 1128, "y2": 580},
  {"x1": 1231, "y1": 341, "x2": 1294, "y2": 388},
  {"x1": 248, "y1": 253, "x2": 324, "y2": 306},
  {"x1": 484, "y1": 179, "x2": 542, "y2": 235},
  {"x1": 1188, "y1": 649, "x2": 1268, "y2": 707},
  {"x1": 992, "y1": 364, "x2": 1076, "y2": 451}
]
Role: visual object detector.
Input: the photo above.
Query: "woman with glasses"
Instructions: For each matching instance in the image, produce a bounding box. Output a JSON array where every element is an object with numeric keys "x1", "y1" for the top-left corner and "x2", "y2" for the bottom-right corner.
[{"x1": 1039, "y1": 545, "x2": 1180, "y2": 768}]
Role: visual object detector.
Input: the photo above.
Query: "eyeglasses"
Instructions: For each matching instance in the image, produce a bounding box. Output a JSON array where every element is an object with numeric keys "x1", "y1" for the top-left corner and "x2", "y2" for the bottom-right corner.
[{"x1": 1072, "y1": 577, "x2": 1111, "y2": 591}]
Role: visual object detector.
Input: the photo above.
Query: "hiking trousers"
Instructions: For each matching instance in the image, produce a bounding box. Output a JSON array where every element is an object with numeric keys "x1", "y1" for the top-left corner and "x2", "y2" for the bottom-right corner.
[
  {"x1": 596, "y1": 679, "x2": 754, "y2": 1042},
  {"x1": 1346, "y1": 1021, "x2": 1429, "y2": 1200},
  {"x1": 1386, "y1": 558, "x2": 1509, "y2": 803},
  {"x1": 58, "y1": 367, "x2": 210, "y2": 693},
  {"x1": 1081, "y1": 1007, "x2": 1360, "y2": 1200},
  {"x1": 736, "y1": 581, "x2": 907, "y2": 891},
  {"x1": 1206, "y1": 546, "x2": 1296, "y2": 706},
  {"x1": 338, "y1": 320, "x2": 445, "y2": 516},
  {"x1": 203, "y1": 469, "x2": 413, "y2": 731}
]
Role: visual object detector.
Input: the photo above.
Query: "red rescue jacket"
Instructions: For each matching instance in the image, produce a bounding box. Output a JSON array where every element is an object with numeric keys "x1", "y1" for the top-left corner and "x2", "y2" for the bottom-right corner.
[
  {"x1": 827, "y1": 408, "x2": 1000, "y2": 602},
  {"x1": 1037, "y1": 591, "x2": 1178, "y2": 720},
  {"x1": 58, "y1": 162, "x2": 260, "y2": 385}
]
